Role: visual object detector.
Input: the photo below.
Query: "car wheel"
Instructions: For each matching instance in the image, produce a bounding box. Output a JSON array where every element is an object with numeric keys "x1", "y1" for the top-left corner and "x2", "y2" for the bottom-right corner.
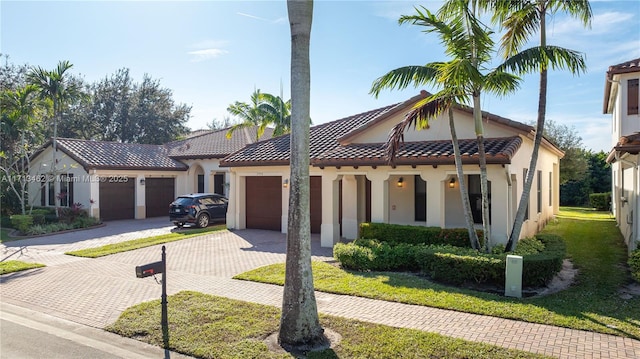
[{"x1": 196, "y1": 213, "x2": 209, "y2": 228}]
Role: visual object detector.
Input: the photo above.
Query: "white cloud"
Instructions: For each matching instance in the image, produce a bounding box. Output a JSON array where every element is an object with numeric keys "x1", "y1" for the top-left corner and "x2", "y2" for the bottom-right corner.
[
  {"x1": 188, "y1": 49, "x2": 229, "y2": 62},
  {"x1": 237, "y1": 12, "x2": 286, "y2": 24}
]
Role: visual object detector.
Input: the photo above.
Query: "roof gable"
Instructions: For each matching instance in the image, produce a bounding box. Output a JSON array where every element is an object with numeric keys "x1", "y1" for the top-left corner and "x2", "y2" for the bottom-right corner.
[
  {"x1": 603, "y1": 58, "x2": 640, "y2": 114},
  {"x1": 166, "y1": 126, "x2": 274, "y2": 159},
  {"x1": 53, "y1": 138, "x2": 188, "y2": 171},
  {"x1": 220, "y1": 92, "x2": 548, "y2": 168}
]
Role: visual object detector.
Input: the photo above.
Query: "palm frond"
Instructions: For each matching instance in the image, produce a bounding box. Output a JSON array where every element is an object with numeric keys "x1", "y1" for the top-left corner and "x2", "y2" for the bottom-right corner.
[
  {"x1": 497, "y1": 45, "x2": 587, "y2": 75},
  {"x1": 370, "y1": 65, "x2": 440, "y2": 97}
]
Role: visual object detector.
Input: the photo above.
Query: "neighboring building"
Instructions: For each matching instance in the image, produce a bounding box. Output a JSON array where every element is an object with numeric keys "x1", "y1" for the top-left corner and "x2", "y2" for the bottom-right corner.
[
  {"x1": 221, "y1": 91, "x2": 563, "y2": 248},
  {"x1": 28, "y1": 127, "x2": 272, "y2": 221},
  {"x1": 605, "y1": 58, "x2": 640, "y2": 252}
]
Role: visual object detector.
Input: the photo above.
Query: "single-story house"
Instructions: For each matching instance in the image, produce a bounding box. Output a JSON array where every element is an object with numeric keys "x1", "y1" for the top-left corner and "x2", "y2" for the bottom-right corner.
[
  {"x1": 221, "y1": 91, "x2": 563, "y2": 247},
  {"x1": 28, "y1": 127, "x2": 272, "y2": 220},
  {"x1": 604, "y1": 57, "x2": 640, "y2": 252}
]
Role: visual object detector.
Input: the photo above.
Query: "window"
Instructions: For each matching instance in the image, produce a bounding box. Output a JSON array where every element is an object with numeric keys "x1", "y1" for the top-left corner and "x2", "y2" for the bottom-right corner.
[
  {"x1": 548, "y1": 172, "x2": 552, "y2": 207},
  {"x1": 629, "y1": 79, "x2": 639, "y2": 115},
  {"x1": 468, "y1": 175, "x2": 491, "y2": 224},
  {"x1": 59, "y1": 174, "x2": 74, "y2": 207},
  {"x1": 537, "y1": 170, "x2": 542, "y2": 213},
  {"x1": 197, "y1": 174, "x2": 205, "y2": 193},
  {"x1": 43, "y1": 174, "x2": 74, "y2": 207},
  {"x1": 414, "y1": 175, "x2": 426, "y2": 222}
]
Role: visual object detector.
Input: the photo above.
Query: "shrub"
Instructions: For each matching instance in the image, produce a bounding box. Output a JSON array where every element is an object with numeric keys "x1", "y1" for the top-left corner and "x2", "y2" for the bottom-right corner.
[
  {"x1": 30, "y1": 209, "x2": 51, "y2": 225},
  {"x1": 629, "y1": 249, "x2": 640, "y2": 283},
  {"x1": 10, "y1": 214, "x2": 33, "y2": 234},
  {"x1": 589, "y1": 192, "x2": 611, "y2": 211},
  {"x1": 334, "y1": 243, "x2": 375, "y2": 270},
  {"x1": 512, "y1": 237, "x2": 545, "y2": 256},
  {"x1": 73, "y1": 216, "x2": 100, "y2": 229},
  {"x1": 359, "y1": 222, "x2": 483, "y2": 248}
]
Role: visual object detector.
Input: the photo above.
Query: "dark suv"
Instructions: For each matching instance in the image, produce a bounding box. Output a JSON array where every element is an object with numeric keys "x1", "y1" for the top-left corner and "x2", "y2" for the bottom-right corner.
[{"x1": 169, "y1": 193, "x2": 228, "y2": 228}]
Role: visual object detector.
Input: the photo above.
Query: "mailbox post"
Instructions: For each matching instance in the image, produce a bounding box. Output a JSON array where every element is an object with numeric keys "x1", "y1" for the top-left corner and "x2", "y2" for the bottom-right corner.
[{"x1": 135, "y1": 245, "x2": 168, "y2": 328}]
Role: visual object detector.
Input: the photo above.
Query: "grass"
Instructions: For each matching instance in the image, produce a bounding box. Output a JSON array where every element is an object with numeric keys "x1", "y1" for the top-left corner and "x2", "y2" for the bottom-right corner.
[
  {"x1": 0, "y1": 227, "x2": 13, "y2": 243},
  {"x1": 235, "y1": 208, "x2": 640, "y2": 339},
  {"x1": 65, "y1": 225, "x2": 226, "y2": 258},
  {"x1": 0, "y1": 260, "x2": 45, "y2": 275},
  {"x1": 108, "y1": 290, "x2": 550, "y2": 359}
]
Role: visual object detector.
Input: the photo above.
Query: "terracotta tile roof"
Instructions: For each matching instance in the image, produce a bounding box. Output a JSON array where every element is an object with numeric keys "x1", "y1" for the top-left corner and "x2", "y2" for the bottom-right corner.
[
  {"x1": 221, "y1": 92, "x2": 531, "y2": 168},
  {"x1": 603, "y1": 58, "x2": 640, "y2": 113},
  {"x1": 220, "y1": 103, "x2": 402, "y2": 167},
  {"x1": 606, "y1": 132, "x2": 640, "y2": 163},
  {"x1": 54, "y1": 138, "x2": 188, "y2": 171},
  {"x1": 311, "y1": 136, "x2": 522, "y2": 167},
  {"x1": 166, "y1": 127, "x2": 274, "y2": 159}
]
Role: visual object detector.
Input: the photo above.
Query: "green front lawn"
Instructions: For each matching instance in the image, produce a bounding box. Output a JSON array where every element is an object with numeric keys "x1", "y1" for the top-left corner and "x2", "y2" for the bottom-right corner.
[
  {"x1": 0, "y1": 260, "x2": 45, "y2": 275},
  {"x1": 108, "y1": 291, "x2": 550, "y2": 359},
  {"x1": 235, "y1": 208, "x2": 639, "y2": 338},
  {"x1": 65, "y1": 225, "x2": 226, "y2": 258}
]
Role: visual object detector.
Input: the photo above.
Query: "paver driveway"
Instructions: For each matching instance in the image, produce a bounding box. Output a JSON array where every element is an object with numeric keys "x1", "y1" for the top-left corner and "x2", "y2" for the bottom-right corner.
[{"x1": 1, "y1": 219, "x2": 639, "y2": 359}]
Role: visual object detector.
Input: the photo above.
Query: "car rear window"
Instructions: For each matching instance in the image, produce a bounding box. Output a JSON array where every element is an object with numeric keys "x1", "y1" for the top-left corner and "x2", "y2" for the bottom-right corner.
[{"x1": 174, "y1": 197, "x2": 194, "y2": 205}]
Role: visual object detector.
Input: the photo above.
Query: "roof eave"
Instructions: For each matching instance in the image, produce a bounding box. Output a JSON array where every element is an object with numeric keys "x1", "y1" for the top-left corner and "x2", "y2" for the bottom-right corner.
[{"x1": 220, "y1": 160, "x2": 290, "y2": 168}]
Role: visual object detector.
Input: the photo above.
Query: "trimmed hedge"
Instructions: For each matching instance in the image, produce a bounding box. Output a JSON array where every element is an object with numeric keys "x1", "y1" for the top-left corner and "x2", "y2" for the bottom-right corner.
[
  {"x1": 334, "y1": 234, "x2": 566, "y2": 288},
  {"x1": 10, "y1": 215, "x2": 33, "y2": 234},
  {"x1": 359, "y1": 222, "x2": 483, "y2": 248},
  {"x1": 630, "y1": 249, "x2": 640, "y2": 283},
  {"x1": 589, "y1": 192, "x2": 611, "y2": 211}
]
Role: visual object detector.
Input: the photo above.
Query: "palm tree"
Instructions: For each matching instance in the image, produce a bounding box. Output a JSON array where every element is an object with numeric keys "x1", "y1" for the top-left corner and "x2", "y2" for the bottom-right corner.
[
  {"x1": 27, "y1": 60, "x2": 83, "y2": 211},
  {"x1": 372, "y1": 3, "x2": 521, "y2": 252},
  {"x1": 0, "y1": 85, "x2": 43, "y2": 214},
  {"x1": 482, "y1": 0, "x2": 591, "y2": 251},
  {"x1": 259, "y1": 92, "x2": 292, "y2": 136},
  {"x1": 279, "y1": 0, "x2": 327, "y2": 353}
]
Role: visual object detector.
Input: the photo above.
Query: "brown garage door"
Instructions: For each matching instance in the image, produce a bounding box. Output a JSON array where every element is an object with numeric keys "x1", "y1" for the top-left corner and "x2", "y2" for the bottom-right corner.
[
  {"x1": 99, "y1": 179, "x2": 135, "y2": 221},
  {"x1": 246, "y1": 176, "x2": 282, "y2": 231},
  {"x1": 145, "y1": 178, "x2": 175, "y2": 218},
  {"x1": 310, "y1": 176, "x2": 321, "y2": 234}
]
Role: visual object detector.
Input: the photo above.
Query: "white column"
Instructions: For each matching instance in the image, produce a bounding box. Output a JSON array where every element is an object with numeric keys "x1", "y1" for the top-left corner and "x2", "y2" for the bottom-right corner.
[
  {"x1": 321, "y1": 171, "x2": 340, "y2": 247},
  {"x1": 226, "y1": 171, "x2": 238, "y2": 229},
  {"x1": 367, "y1": 172, "x2": 389, "y2": 223},
  {"x1": 136, "y1": 175, "x2": 145, "y2": 219},
  {"x1": 341, "y1": 175, "x2": 359, "y2": 239},
  {"x1": 89, "y1": 174, "x2": 100, "y2": 219}
]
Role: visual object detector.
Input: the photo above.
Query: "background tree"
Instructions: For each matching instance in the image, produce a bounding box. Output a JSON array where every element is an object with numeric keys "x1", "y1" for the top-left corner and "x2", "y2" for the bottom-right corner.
[
  {"x1": 0, "y1": 85, "x2": 45, "y2": 214},
  {"x1": 226, "y1": 89, "x2": 293, "y2": 140},
  {"x1": 279, "y1": 0, "x2": 327, "y2": 352},
  {"x1": 27, "y1": 60, "x2": 84, "y2": 212},
  {"x1": 484, "y1": 0, "x2": 592, "y2": 251},
  {"x1": 206, "y1": 116, "x2": 234, "y2": 130}
]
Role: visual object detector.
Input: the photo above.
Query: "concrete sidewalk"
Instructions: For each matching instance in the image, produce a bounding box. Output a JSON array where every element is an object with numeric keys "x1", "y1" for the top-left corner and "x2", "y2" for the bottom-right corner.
[{"x1": 1, "y1": 222, "x2": 639, "y2": 358}]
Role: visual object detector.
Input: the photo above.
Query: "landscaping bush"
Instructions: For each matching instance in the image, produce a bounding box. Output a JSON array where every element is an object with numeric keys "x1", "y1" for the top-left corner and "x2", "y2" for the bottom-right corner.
[
  {"x1": 336, "y1": 232, "x2": 566, "y2": 288},
  {"x1": 359, "y1": 222, "x2": 483, "y2": 247},
  {"x1": 334, "y1": 242, "x2": 375, "y2": 270},
  {"x1": 59, "y1": 203, "x2": 88, "y2": 224},
  {"x1": 30, "y1": 209, "x2": 52, "y2": 225},
  {"x1": 629, "y1": 249, "x2": 640, "y2": 283},
  {"x1": 589, "y1": 192, "x2": 611, "y2": 211},
  {"x1": 10, "y1": 214, "x2": 33, "y2": 234}
]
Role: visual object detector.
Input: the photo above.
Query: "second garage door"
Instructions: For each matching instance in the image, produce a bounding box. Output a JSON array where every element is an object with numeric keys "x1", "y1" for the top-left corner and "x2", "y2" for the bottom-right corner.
[
  {"x1": 145, "y1": 178, "x2": 175, "y2": 218},
  {"x1": 246, "y1": 176, "x2": 282, "y2": 231},
  {"x1": 99, "y1": 179, "x2": 135, "y2": 221}
]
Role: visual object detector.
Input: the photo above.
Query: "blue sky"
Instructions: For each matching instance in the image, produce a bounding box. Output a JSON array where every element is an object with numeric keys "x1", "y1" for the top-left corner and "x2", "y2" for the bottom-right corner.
[{"x1": 2, "y1": 1, "x2": 639, "y2": 152}]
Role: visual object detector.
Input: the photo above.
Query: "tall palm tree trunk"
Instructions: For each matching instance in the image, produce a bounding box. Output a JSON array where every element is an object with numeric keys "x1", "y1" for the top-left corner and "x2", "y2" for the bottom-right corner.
[
  {"x1": 279, "y1": 0, "x2": 326, "y2": 351},
  {"x1": 473, "y1": 94, "x2": 491, "y2": 252},
  {"x1": 506, "y1": 5, "x2": 547, "y2": 252},
  {"x1": 449, "y1": 107, "x2": 480, "y2": 249}
]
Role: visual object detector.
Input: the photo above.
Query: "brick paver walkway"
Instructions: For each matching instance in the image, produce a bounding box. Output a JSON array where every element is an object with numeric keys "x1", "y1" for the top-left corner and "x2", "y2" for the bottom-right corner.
[{"x1": 1, "y1": 219, "x2": 639, "y2": 358}]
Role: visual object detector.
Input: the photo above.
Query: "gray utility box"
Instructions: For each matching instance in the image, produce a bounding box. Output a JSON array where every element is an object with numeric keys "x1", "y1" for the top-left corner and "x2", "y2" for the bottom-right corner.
[{"x1": 505, "y1": 255, "x2": 523, "y2": 298}]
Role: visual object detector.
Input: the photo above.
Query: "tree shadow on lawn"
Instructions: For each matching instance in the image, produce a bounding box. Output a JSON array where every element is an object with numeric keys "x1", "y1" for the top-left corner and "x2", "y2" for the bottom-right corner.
[
  {"x1": 0, "y1": 266, "x2": 46, "y2": 284},
  {"x1": 349, "y1": 268, "x2": 640, "y2": 339}
]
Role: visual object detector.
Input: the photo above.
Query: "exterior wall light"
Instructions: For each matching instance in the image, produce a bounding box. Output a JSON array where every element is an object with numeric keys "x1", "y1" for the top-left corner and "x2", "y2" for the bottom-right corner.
[
  {"x1": 449, "y1": 177, "x2": 456, "y2": 188},
  {"x1": 397, "y1": 177, "x2": 404, "y2": 188},
  {"x1": 283, "y1": 179, "x2": 289, "y2": 188},
  {"x1": 140, "y1": 178, "x2": 146, "y2": 186}
]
